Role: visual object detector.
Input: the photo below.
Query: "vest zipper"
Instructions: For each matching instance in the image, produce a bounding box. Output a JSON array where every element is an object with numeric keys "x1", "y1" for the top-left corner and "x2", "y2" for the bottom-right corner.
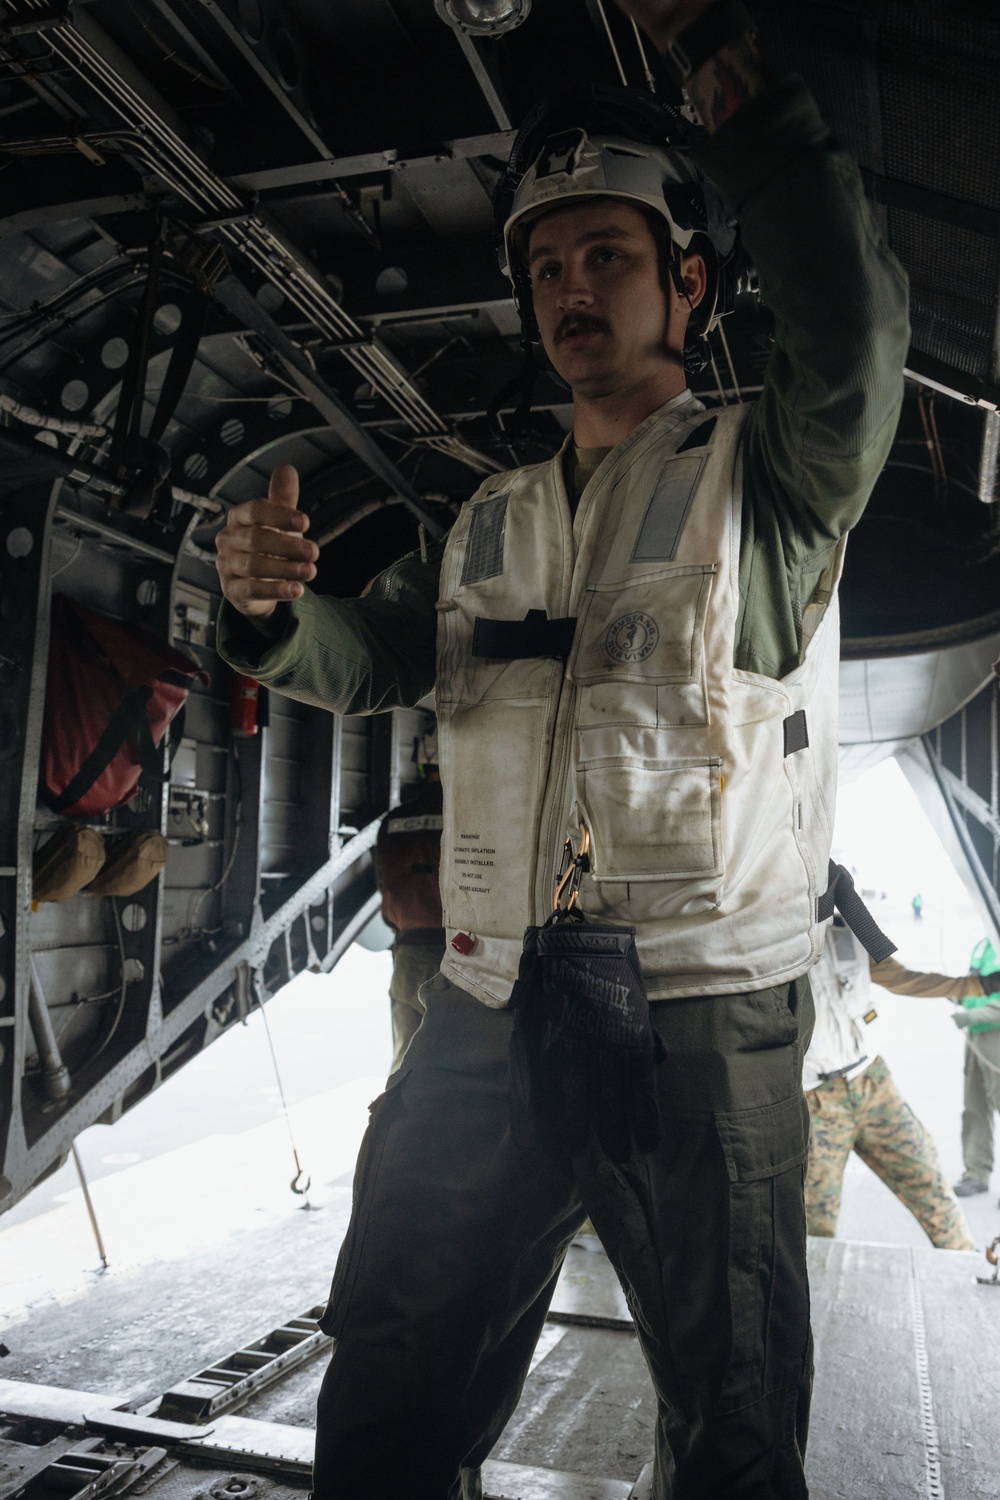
[
  {"x1": 533, "y1": 457, "x2": 579, "y2": 921},
  {"x1": 532, "y1": 425, "x2": 643, "y2": 919},
  {"x1": 536, "y1": 672, "x2": 578, "y2": 920}
]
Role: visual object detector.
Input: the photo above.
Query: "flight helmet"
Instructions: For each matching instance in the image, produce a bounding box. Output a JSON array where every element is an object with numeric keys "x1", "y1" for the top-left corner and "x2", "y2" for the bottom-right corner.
[{"x1": 492, "y1": 85, "x2": 749, "y2": 382}]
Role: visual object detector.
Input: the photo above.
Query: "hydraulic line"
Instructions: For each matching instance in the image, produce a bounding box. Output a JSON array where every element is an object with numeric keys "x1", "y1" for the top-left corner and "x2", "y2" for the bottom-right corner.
[
  {"x1": 27, "y1": 954, "x2": 72, "y2": 1101},
  {"x1": 0, "y1": 273, "x2": 144, "y2": 375},
  {"x1": 0, "y1": 254, "x2": 129, "y2": 333},
  {"x1": 37, "y1": 14, "x2": 229, "y2": 212},
  {"x1": 0, "y1": 390, "x2": 107, "y2": 438},
  {"x1": 0, "y1": 267, "x2": 204, "y2": 378},
  {"x1": 214, "y1": 272, "x2": 446, "y2": 537},
  {"x1": 0, "y1": 263, "x2": 139, "y2": 357}
]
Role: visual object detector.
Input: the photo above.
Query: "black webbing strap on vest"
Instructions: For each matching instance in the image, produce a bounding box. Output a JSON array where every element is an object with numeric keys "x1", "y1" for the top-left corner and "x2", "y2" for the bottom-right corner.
[
  {"x1": 473, "y1": 609, "x2": 577, "y2": 660},
  {"x1": 676, "y1": 415, "x2": 718, "y2": 454},
  {"x1": 817, "y1": 862, "x2": 897, "y2": 963},
  {"x1": 783, "y1": 710, "x2": 809, "y2": 756}
]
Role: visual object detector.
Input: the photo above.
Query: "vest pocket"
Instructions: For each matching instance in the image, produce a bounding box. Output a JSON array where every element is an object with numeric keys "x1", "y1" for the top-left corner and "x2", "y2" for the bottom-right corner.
[
  {"x1": 578, "y1": 755, "x2": 723, "y2": 882},
  {"x1": 569, "y1": 564, "x2": 715, "y2": 687}
]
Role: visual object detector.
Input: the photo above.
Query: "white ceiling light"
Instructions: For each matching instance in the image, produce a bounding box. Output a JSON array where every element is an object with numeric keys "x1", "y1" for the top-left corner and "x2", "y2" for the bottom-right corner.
[{"x1": 435, "y1": 0, "x2": 532, "y2": 39}]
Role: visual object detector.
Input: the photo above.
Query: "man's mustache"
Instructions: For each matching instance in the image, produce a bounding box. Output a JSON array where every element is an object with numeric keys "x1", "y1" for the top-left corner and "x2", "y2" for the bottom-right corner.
[{"x1": 554, "y1": 313, "x2": 611, "y2": 344}]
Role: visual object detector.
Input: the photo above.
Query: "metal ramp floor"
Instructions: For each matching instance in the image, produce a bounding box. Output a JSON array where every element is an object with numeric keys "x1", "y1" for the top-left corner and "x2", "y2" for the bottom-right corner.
[{"x1": 1, "y1": 1194, "x2": 998, "y2": 1499}]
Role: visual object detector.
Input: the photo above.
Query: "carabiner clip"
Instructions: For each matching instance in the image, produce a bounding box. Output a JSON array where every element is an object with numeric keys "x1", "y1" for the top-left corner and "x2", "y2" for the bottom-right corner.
[{"x1": 553, "y1": 821, "x2": 591, "y2": 913}]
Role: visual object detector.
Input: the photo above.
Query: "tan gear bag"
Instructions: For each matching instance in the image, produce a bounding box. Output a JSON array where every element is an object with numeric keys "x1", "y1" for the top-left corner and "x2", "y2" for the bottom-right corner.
[
  {"x1": 86, "y1": 830, "x2": 169, "y2": 897},
  {"x1": 33, "y1": 826, "x2": 107, "y2": 903}
]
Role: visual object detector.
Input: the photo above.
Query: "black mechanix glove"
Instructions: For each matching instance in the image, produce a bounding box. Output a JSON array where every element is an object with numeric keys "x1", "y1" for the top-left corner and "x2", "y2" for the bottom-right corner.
[{"x1": 508, "y1": 911, "x2": 666, "y2": 1165}]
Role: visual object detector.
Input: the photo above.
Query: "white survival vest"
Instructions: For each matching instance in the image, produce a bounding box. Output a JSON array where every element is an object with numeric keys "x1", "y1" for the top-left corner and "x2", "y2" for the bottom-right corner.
[
  {"x1": 435, "y1": 391, "x2": 844, "y2": 1008},
  {"x1": 803, "y1": 921, "x2": 878, "y2": 1090}
]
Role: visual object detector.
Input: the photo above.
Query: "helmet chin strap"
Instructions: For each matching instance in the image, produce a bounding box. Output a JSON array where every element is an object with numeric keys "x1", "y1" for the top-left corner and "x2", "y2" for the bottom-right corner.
[
  {"x1": 487, "y1": 337, "x2": 541, "y2": 443},
  {"x1": 487, "y1": 336, "x2": 575, "y2": 443}
]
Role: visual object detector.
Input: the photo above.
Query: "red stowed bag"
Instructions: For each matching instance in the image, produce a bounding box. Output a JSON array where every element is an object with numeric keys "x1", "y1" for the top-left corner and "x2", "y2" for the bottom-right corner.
[{"x1": 41, "y1": 595, "x2": 207, "y2": 817}]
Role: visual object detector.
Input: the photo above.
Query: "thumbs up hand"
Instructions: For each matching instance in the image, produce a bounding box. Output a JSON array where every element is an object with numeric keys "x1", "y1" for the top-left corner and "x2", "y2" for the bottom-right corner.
[{"x1": 216, "y1": 463, "x2": 319, "y2": 619}]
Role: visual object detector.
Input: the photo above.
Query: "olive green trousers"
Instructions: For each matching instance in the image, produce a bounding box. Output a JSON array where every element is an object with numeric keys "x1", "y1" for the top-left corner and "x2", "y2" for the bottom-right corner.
[
  {"x1": 388, "y1": 941, "x2": 445, "y2": 1075},
  {"x1": 961, "y1": 1030, "x2": 1000, "y2": 1182},
  {"x1": 315, "y1": 970, "x2": 815, "y2": 1500}
]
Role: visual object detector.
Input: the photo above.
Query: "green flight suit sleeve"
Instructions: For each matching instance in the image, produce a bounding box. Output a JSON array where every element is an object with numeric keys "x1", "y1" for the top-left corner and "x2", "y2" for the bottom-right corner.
[
  {"x1": 694, "y1": 78, "x2": 911, "y2": 678},
  {"x1": 216, "y1": 540, "x2": 444, "y2": 714}
]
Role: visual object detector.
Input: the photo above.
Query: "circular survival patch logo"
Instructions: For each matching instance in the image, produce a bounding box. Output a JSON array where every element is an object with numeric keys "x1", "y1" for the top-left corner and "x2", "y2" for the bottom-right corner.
[{"x1": 605, "y1": 611, "x2": 659, "y2": 663}]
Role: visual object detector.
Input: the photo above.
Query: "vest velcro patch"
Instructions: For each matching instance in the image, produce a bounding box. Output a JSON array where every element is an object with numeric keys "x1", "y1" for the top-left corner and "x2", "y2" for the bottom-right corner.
[
  {"x1": 630, "y1": 455, "x2": 705, "y2": 563},
  {"x1": 461, "y1": 493, "x2": 509, "y2": 585}
]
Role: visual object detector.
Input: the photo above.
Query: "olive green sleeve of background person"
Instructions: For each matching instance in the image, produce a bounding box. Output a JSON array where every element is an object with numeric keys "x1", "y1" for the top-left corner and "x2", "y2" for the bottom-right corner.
[
  {"x1": 694, "y1": 77, "x2": 911, "y2": 679},
  {"x1": 215, "y1": 540, "x2": 443, "y2": 714}
]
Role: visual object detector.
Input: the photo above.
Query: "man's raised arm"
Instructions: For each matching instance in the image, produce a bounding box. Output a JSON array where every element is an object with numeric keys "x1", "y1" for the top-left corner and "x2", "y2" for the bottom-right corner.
[{"x1": 619, "y1": 0, "x2": 910, "y2": 676}]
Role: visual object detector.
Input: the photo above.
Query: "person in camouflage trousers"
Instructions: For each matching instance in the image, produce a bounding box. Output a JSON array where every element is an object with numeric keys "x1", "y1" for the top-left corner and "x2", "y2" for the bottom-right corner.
[
  {"x1": 807, "y1": 1056, "x2": 973, "y2": 1248},
  {"x1": 805, "y1": 924, "x2": 980, "y2": 1251}
]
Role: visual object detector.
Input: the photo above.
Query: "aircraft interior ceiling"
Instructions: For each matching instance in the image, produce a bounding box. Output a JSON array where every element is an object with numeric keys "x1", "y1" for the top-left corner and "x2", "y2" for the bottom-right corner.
[{"x1": 0, "y1": 0, "x2": 999, "y2": 1210}]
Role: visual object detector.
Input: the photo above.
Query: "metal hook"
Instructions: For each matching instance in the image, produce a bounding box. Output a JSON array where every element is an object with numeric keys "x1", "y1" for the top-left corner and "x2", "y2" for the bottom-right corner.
[
  {"x1": 977, "y1": 1235, "x2": 1000, "y2": 1286},
  {"x1": 553, "y1": 821, "x2": 591, "y2": 913}
]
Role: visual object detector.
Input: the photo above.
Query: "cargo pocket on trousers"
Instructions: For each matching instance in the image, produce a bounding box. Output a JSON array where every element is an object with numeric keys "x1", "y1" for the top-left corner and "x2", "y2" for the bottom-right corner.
[
  {"x1": 714, "y1": 1092, "x2": 811, "y2": 1413},
  {"x1": 319, "y1": 1066, "x2": 409, "y2": 1338}
]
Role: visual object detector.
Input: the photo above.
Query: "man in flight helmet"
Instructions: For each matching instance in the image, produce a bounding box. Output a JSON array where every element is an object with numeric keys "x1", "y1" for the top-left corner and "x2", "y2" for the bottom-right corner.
[
  {"x1": 216, "y1": 1, "x2": 910, "y2": 1494},
  {"x1": 494, "y1": 84, "x2": 745, "y2": 392}
]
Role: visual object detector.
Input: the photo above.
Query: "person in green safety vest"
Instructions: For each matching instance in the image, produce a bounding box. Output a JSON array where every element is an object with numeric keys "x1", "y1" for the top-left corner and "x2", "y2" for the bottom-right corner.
[{"x1": 953, "y1": 937, "x2": 1000, "y2": 1199}]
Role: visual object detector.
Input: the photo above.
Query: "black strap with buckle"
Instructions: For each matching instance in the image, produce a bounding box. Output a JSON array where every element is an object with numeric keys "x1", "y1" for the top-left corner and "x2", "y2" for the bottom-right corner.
[
  {"x1": 472, "y1": 609, "x2": 577, "y2": 661},
  {"x1": 817, "y1": 1056, "x2": 869, "y2": 1082},
  {"x1": 817, "y1": 862, "x2": 897, "y2": 964}
]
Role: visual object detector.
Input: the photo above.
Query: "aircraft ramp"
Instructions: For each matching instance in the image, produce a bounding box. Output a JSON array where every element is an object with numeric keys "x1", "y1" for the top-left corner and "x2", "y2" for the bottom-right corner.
[{"x1": 0, "y1": 1217, "x2": 997, "y2": 1500}]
